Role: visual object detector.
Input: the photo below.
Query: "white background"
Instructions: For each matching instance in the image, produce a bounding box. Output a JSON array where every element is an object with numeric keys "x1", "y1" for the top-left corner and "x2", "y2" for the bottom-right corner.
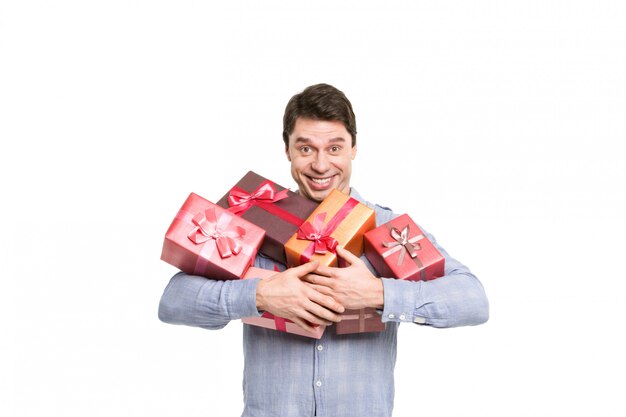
[{"x1": 2, "y1": 1, "x2": 625, "y2": 416}]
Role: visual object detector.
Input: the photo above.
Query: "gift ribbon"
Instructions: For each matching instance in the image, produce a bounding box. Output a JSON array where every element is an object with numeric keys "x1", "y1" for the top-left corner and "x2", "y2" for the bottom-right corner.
[
  {"x1": 185, "y1": 208, "x2": 248, "y2": 275},
  {"x1": 228, "y1": 181, "x2": 288, "y2": 213},
  {"x1": 359, "y1": 309, "x2": 365, "y2": 332},
  {"x1": 382, "y1": 223, "x2": 427, "y2": 280},
  {"x1": 261, "y1": 312, "x2": 289, "y2": 332},
  {"x1": 297, "y1": 197, "x2": 359, "y2": 264},
  {"x1": 227, "y1": 181, "x2": 304, "y2": 227},
  {"x1": 187, "y1": 207, "x2": 246, "y2": 259},
  {"x1": 382, "y1": 224, "x2": 425, "y2": 265}
]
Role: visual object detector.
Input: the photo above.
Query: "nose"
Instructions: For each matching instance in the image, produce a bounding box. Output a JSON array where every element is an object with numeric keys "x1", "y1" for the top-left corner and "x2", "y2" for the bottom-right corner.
[{"x1": 311, "y1": 151, "x2": 330, "y2": 173}]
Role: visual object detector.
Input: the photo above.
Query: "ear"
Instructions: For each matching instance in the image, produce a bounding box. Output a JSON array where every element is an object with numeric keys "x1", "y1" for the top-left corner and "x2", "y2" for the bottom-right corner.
[
  {"x1": 285, "y1": 145, "x2": 291, "y2": 162},
  {"x1": 351, "y1": 144, "x2": 357, "y2": 160}
]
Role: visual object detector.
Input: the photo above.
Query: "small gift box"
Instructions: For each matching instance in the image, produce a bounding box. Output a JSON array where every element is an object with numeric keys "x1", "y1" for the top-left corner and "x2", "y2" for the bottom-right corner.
[
  {"x1": 216, "y1": 171, "x2": 318, "y2": 265},
  {"x1": 161, "y1": 192, "x2": 265, "y2": 280},
  {"x1": 335, "y1": 307, "x2": 386, "y2": 335},
  {"x1": 364, "y1": 213, "x2": 444, "y2": 281},
  {"x1": 284, "y1": 189, "x2": 375, "y2": 267},
  {"x1": 241, "y1": 267, "x2": 325, "y2": 339}
]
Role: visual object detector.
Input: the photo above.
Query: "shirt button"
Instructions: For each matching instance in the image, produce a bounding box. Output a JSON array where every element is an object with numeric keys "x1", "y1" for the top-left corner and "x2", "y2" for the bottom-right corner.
[
  {"x1": 315, "y1": 380, "x2": 322, "y2": 387},
  {"x1": 317, "y1": 345, "x2": 324, "y2": 351},
  {"x1": 388, "y1": 313, "x2": 395, "y2": 319},
  {"x1": 399, "y1": 314, "x2": 406, "y2": 321}
]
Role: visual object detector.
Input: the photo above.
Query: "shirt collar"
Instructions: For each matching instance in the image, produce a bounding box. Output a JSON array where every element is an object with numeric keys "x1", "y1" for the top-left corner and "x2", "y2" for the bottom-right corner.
[{"x1": 348, "y1": 187, "x2": 366, "y2": 204}]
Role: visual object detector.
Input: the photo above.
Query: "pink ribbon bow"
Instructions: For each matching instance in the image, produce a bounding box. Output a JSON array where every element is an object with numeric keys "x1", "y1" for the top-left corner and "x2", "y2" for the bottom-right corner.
[
  {"x1": 382, "y1": 224, "x2": 425, "y2": 266},
  {"x1": 187, "y1": 208, "x2": 246, "y2": 258},
  {"x1": 227, "y1": 181, "x2": 289, "y2": 214},
  {"x1": 297, "y1": 212, "x2": 339, "y2": 255}
]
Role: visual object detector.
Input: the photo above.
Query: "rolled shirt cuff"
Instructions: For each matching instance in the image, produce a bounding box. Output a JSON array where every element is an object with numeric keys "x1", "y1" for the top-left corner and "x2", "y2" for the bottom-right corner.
[
  {"x1": 226, "y1": 277, "x2": 264, "y2": 319},
  {"x1": 380, "y1": 278, "x2": 428, "y2": 324}
]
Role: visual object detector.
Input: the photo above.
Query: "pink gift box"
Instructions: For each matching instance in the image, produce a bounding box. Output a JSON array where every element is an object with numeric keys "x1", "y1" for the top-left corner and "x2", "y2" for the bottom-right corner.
[
  {"x1": 161, "y1": 192, "x2": 265, "y2": 280},
  {"x1": 241, "y1": 267, "x2": 325, "y2": 339}
]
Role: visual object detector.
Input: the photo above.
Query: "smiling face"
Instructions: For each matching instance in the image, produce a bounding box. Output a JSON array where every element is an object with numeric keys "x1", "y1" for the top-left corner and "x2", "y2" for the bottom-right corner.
[{"x1": 286, "y1": 118, "x2": 357, "y2": 202}]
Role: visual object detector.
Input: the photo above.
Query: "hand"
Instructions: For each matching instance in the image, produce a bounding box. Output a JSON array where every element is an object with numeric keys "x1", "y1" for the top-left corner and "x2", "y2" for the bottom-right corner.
[
  {"x1": 256, "y1": 260, "x2": 345, "y2": 333},
  {"x1": 302, "y1": 246, "x2": 384, "y2": 310}
]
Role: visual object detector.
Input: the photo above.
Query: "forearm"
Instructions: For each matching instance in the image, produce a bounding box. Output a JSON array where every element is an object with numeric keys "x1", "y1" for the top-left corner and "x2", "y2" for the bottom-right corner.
[
  {"x1": 380, "y1": 236, "x2": 489, "y2": 328},
  {"x1": 381, "y1": 271, "x2": 488, "y2": 327},
  {"x1": 158, "y1": 271, "x2": 261, "y2": 330}
]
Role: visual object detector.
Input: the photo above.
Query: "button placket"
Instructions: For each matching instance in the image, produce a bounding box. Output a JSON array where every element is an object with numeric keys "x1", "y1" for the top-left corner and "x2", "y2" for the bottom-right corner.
[{"x1": 312, "y1": 334, "x2": 326, "y2": 413}]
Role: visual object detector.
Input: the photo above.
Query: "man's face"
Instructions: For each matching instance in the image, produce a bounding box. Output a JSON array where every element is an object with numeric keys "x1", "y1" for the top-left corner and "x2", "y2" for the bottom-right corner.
[{"x1": 285, "y1": 118, "x2": 357, "y2": 202}]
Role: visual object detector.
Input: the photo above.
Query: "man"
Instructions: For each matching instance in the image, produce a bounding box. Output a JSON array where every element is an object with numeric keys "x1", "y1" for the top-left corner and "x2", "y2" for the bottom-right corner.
[{"x1": 159, "y1": 83, "x2": 489, "y2": 417}]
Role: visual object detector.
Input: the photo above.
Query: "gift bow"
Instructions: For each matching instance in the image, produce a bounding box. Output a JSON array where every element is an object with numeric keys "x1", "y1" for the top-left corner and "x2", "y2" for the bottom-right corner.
[
  {"x1": 382, "y1": 224, "x2": 425, "y2": 266},
  {"x1": 297, "y1": 212, "x2": 339, "y2": 255},
  {"x1": 187, "y1": 208, "x2": 246, "y2": 258},
  {"x1": 228, "y1": 181, "x2": 289, "y2": 214}
]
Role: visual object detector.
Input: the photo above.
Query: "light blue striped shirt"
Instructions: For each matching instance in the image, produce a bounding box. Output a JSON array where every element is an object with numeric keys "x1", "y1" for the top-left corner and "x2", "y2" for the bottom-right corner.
[{"x1": 158, "y1": 188, "x2": 489, "y2": 417}]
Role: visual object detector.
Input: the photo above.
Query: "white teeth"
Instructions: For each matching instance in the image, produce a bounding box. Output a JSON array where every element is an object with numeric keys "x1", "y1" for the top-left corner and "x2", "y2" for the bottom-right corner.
[{"x1": 311, "y1": 177, "x2": 331, "y2": 185}]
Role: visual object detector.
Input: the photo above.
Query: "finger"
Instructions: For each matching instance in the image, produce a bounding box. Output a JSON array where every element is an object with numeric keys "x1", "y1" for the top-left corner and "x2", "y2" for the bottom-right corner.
[
  {"x1": 335, "y1": 245, "x2": 360, "y2": 264},
  {"x1": 313, "y1": 263, "x2": 336, "y2": 277},
  {"x1": 291, "y1": 316, "x2": 326, "y2": 333},
  {"x1": 305, "y1": 302, "x2": 343, "y2": 323},
  {"x1": 307, "y1": 289, "x2": 345, "y2": 315},
  {"x1": 267, "y1": 304, "x2": 331, "y2": 328},
  {"x1": 298, "y1": 309, "x2": 335, "y2": 326},
  {"x1": 304, "y1": 283, "x2": 335, "y2": 298},
  {"x1": 292, "y1": 260, "x2": 320, "y2": 277},
  {"x1": 301, "y1": 273, "x2": 335, "y2": 288}
]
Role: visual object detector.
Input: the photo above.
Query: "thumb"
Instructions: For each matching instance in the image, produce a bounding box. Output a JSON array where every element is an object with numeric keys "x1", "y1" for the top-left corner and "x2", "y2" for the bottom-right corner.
[{"x1": 336, "y1": 245, "x2": 358, "y2": 264}]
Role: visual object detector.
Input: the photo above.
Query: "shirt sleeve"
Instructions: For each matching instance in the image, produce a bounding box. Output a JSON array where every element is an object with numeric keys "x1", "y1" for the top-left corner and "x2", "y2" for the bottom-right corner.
[
  {"x1": 157, "y1": 256, "x2": 280, "y2": 330},
  {"x1": 379, "y1": 230, "x2": 489, "y2": 328},
  {"x1": 157, "y1": 272, "x2": 261, "y2": 330},
  {"x1": 363, "y1": 199, "x2": 489, "y2": 328}
]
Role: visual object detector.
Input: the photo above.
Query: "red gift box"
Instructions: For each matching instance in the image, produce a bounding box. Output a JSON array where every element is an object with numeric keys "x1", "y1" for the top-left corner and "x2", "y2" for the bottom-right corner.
[
  {"x1": 241, "y1": 267, "x2": 325, "y2": 339},
  {"x1": 216, "y1": 171, "x2": 318, "y2": 265},
  {"x1": 364, "y1": 213, "x2": 444, "y2": 281},
  {"x1": 161, "y1": 192, "x2": 265, "y2": 280}
]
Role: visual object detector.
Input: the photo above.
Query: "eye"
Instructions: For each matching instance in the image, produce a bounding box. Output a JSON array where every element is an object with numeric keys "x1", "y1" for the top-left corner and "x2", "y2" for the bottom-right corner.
[
  {"x1": 330, "y1": 145, "x2": 341, "y2": 153},
  {"x1": 299, "y1": 145, "x2": 312, "y2": 154}
]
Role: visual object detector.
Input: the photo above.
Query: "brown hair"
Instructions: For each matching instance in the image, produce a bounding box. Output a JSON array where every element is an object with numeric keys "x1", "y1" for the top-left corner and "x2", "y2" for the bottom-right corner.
[{"x1": 282, "y1": 83, "x2": 357, "y2": 148}]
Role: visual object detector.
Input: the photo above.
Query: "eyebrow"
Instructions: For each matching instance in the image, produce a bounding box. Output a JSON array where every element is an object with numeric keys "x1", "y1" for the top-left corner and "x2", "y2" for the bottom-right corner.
[{"x1": 293, "y1": 137, "x2": 347, "y2": 145}]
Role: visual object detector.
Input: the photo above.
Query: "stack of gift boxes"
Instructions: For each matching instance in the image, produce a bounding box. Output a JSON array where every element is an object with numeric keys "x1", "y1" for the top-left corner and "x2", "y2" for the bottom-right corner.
[{"x1": 161, "y1": 171, "x2": 445, "y2": 339}]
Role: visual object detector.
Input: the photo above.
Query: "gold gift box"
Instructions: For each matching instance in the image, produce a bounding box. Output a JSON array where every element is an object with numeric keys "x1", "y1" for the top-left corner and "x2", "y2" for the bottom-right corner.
[{"x1": 285, "y1": 189, "x2": 376, "y2": 267}]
